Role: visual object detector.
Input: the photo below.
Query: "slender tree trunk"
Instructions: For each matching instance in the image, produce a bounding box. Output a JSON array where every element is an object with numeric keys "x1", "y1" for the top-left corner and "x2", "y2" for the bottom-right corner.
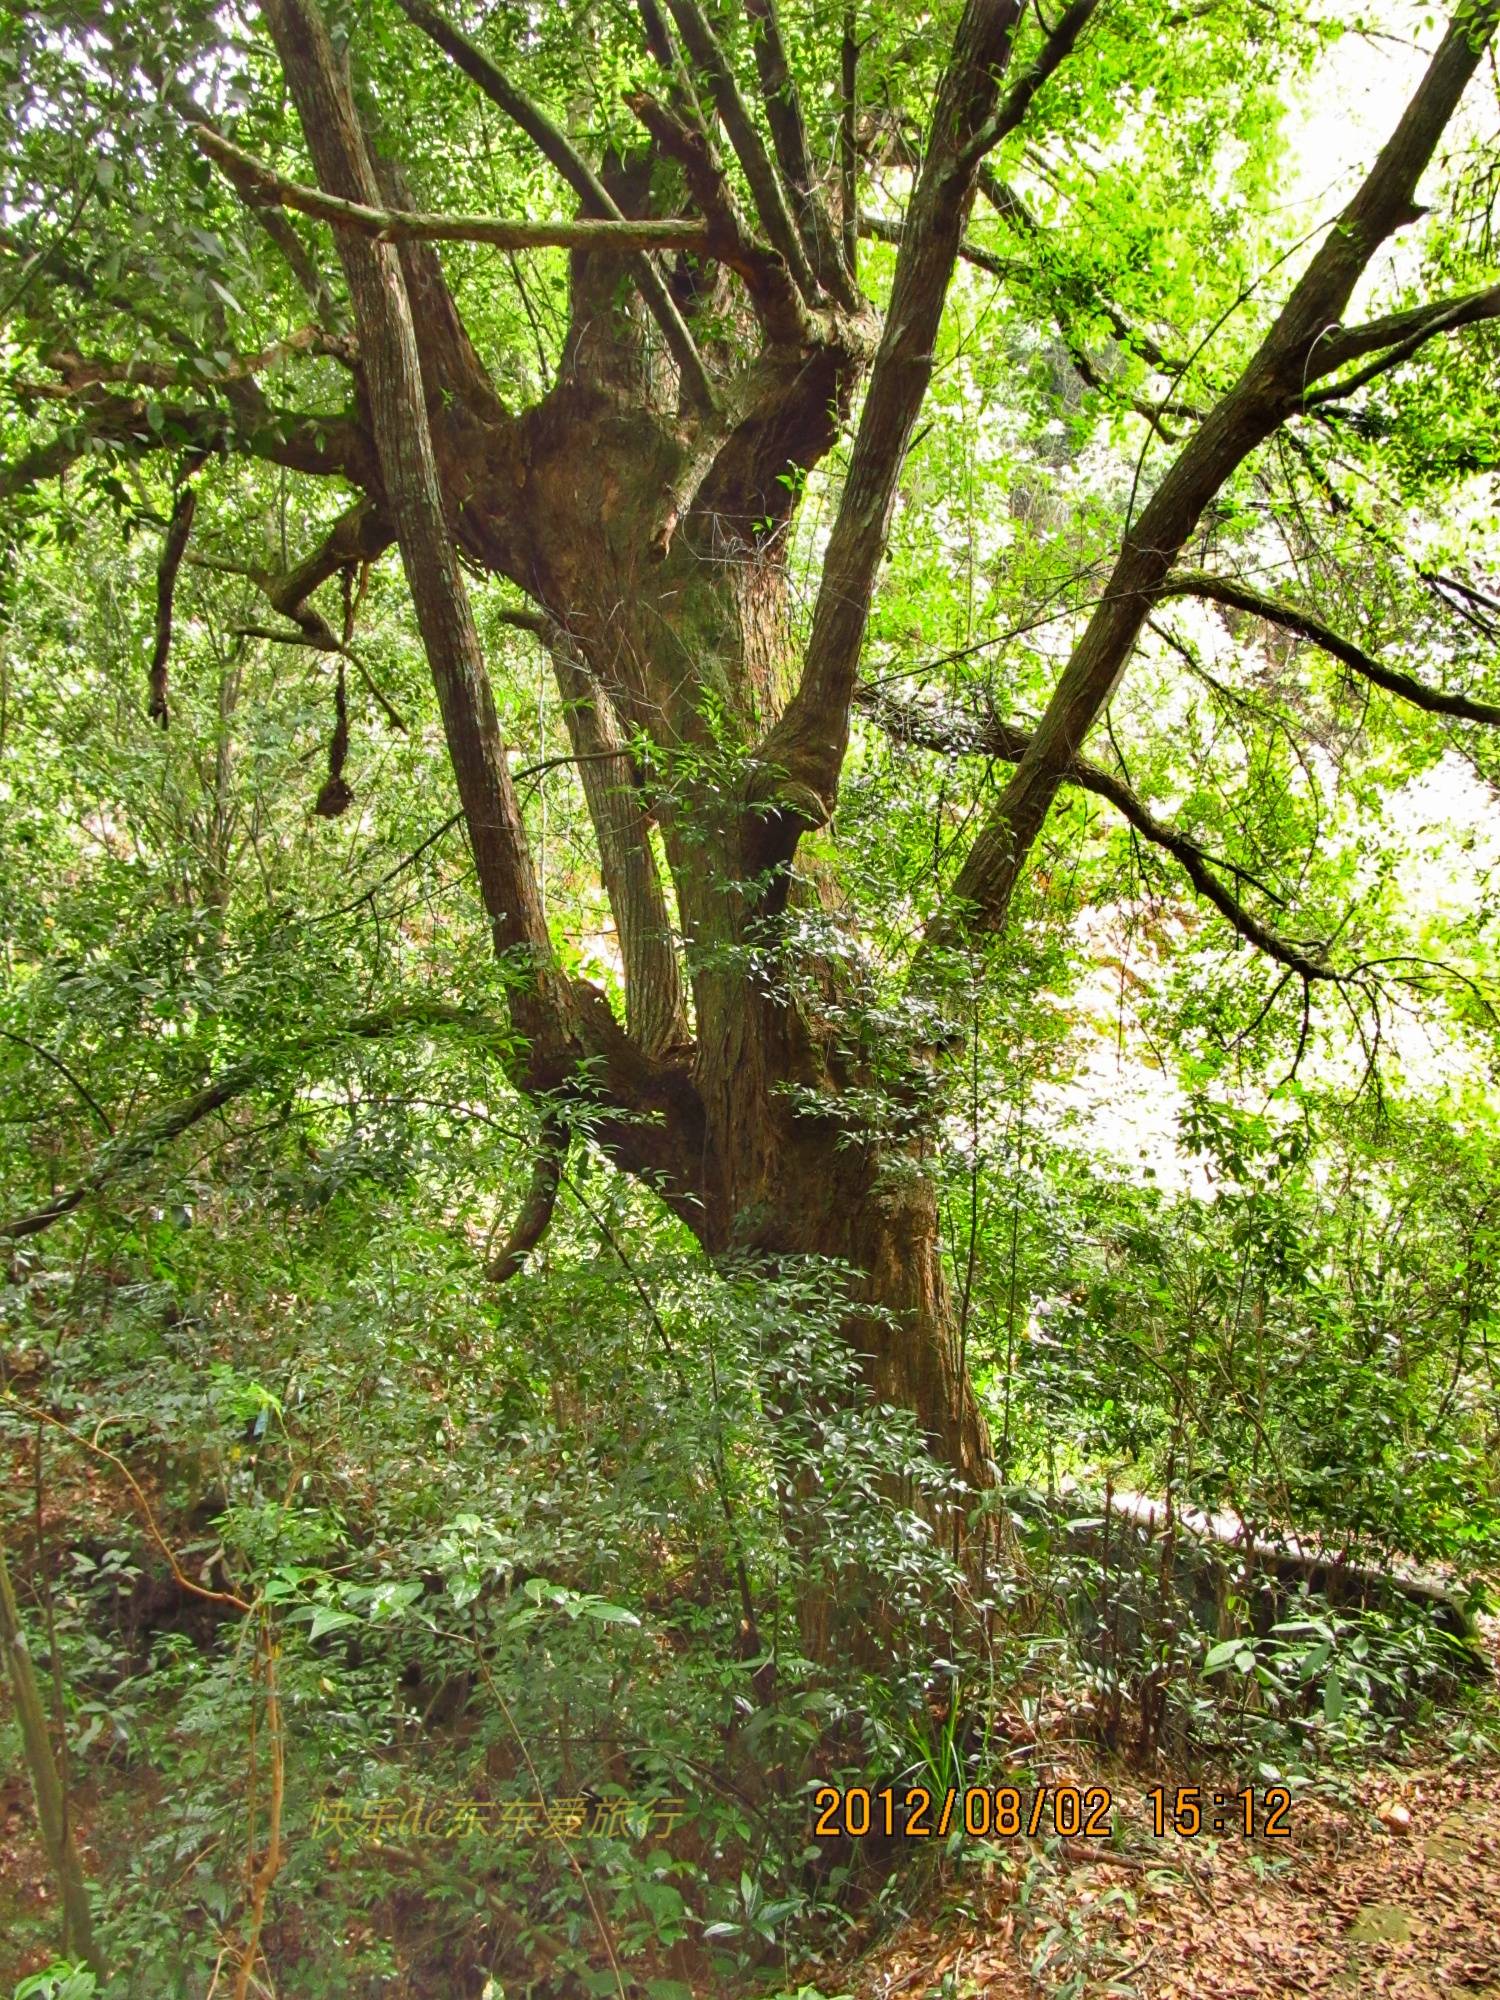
[{"x1": 0, "y1": 1541, "x2": 105, "y2": 1978}]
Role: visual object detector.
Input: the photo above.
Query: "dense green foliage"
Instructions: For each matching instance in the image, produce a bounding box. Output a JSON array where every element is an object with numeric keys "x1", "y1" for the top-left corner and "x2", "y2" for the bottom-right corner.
[{"x1": 2, "y1": 0, "x2": 1499, "y2": 1992}]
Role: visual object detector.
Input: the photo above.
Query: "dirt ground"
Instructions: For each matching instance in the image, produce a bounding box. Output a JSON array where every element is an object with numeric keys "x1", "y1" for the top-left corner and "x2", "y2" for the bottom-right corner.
[{"x1": 826, "y1": 1747, "x2": 1500, "y2": 2000}]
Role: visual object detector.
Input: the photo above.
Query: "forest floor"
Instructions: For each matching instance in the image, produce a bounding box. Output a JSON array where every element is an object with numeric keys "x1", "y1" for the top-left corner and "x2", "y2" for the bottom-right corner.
[
  {"x1": 825, "y1": 1628, "x2": 1500, "y2": 1999},
  {"x1": 822, "y1": 1751, "x2": 1500, "y2": 2000},
  {"x1": 5, "y1": 1744, "x2": 1498, "y2": 1998},
  {"x1": 3, "y1": 1479, "x2": 1497, "y2": 2000}
]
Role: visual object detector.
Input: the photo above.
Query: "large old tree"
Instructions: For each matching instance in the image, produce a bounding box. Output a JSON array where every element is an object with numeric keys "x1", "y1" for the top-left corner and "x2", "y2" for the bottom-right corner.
[{"x1": 5, "y1": 0, "x2": 1500, "y2": 1495}]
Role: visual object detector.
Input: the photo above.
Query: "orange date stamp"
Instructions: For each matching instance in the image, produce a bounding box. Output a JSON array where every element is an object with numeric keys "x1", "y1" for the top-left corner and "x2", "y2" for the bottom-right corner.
[{"x1": 812, "y1": 1783, "x2": 1294, "y2": 1841}]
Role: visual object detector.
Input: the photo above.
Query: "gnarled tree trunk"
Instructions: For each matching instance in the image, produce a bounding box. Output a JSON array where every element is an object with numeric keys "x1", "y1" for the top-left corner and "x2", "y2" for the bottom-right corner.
[{"x1": 257, "y1": 0, "x2": 1016, "y2": 1512}]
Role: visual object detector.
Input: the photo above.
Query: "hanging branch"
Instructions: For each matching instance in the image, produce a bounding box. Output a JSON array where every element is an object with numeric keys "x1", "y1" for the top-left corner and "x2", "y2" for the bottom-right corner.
[
  {"x1": 147, "y1": 466, "x2": 202, "y2": 727},
  {"x1": 486, "y1": 1112, "x2": 568, "y2": 1281},
  {"x1": 340, "y1": 559, "x2": 369, "y2": 648},
  {"x1": 313, "y1": 656, "x2": 353, "y2": 817}
]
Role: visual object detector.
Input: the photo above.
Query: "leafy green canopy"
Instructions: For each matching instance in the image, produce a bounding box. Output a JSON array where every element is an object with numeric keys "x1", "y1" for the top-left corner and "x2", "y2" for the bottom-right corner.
[{"x1": 2, "y1": 0, "x2": 1500, "y2": 1990}]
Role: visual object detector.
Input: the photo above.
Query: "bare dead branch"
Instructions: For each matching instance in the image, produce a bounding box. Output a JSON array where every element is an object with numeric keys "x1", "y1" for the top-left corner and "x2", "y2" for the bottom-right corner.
[{"x1": 236, "y1": 624, "x2": 410, "y2": 735}]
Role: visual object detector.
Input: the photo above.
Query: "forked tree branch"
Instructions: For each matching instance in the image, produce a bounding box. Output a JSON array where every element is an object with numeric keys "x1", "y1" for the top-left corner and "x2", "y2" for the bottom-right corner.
[
  {"x1": 628, "y1": 92, "x2": 809, "y2": 341},
  {"x1": 262, "y1": 0, "x2": 566, "y2": 1055},
  {"x1": 966, "y1": 0, "x2": 1105, "y2": 162},
  {"x1": 1301, "y1": 279, "x2": 1500, "y2": 383},
  {"x1": 391, "y1": 0, "x2": 715, "y2": 409},
  {"x1": 1159, "y1": 570, "x2": 1500, "y2": 727},
  {"x1": 259, "y1": 0, "x2": 707, "y2": 1182},
  {"x1": 744, "y1": 0, "x2": 859, "y2": 308},
  {"x1": 664, "y1": 0, "x2": 826, "y2": 306},
  {"x1": 925, "y1": 0, "x2": 1500, "y2": 958}
]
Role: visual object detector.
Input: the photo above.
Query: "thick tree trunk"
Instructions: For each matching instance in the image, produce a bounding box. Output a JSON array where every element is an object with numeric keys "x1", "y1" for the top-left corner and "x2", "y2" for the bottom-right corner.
[
  {"x1": 533, "y1": 486, "x2": 994, "y2": 1494},
  {"x1": 263, "y1": 0, "x2": 1002, "y2": 1523},
  {"x1": 745, "y1": 1129, "x2": 994, "y2": 1492}
]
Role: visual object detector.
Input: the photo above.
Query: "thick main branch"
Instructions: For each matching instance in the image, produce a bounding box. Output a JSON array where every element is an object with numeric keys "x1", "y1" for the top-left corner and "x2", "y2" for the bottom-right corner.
[{"x1": 757, "y1": 0, "x2": 1103, "y2": 852}]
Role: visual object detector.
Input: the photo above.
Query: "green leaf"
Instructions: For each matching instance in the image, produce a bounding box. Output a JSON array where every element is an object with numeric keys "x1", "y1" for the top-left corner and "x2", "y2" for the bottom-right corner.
[{"x1": 306, "y1": 1604, "x2": 360, "y2": 1641}]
